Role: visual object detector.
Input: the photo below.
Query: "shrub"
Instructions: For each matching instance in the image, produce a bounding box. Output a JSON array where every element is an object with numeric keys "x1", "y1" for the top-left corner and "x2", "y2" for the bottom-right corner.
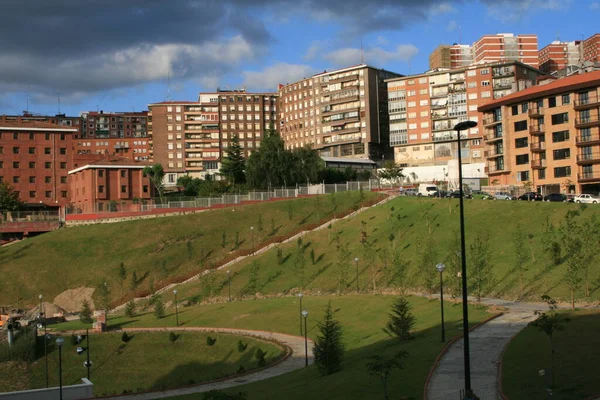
[
  {"x1": 206, "y1": 336, "x2": 217, "y2": 346},
  {"x1": 237, "y1": 340, "x2": 248, "y2": 353},
  {"x1": 313, "y1": 301, "x2": 345, "y2": 376},
  {"x1": 169, "y1": 332, "x2": 178, "y2": 342},
  {"x1": 121, "y1": 332, "x2": 130, "y2": 343},
  {"x1": 255, "y1": 348, "x2": 266, "y2": 367},
  {"x1": 80, "y1": 300, "x2": 93, "y2": 324},
  {"x1": 153, "y1": 296, "x2": 165, "y2": 319},
  {"x1": 383, "y1": 297, "x2": 415, "y2": 341},
  {"x1": 237, "y1": 365, "x2": 246, "y2": 374},
  {"x1": 125, "y1": 299, "x2": 136, "y2": 318}
]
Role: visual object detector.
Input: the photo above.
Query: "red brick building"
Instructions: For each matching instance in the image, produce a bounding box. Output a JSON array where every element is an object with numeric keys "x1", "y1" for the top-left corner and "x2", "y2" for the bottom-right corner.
[
  {"x1": 67, "y1": 156, "x2": 152, "y2": 214},
  {"x1": 0, "y1": 118, "x2": 77, "y2": 208}
]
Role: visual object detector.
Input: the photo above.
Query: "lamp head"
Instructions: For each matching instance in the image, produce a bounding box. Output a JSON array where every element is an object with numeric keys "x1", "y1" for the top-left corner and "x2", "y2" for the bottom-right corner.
[
  {"x1": 453, "y1": 121, "x2": 477, "y2": 131},
  {"x1": 173, "y1": 289, "x2": 178, "y2": 295},
  {"x1": 250, "y1": 226, "x2": 254, "y2": 230},
  {"x1": 436, "y1": 263, "x2": 446, "y2": 273},
  {"x1": 227, "y1": 270, "x2": 231, "y2": 275},
  {"x1": 39, "y1": 294, "x2": 43, "y2": 300},
  {"x1": 354, "y1": 257, "x2": 359, "y2": 262},
  {"x1": 297, "y1": 293, "x2": 303, "y2": 298},
  {"x1": 302, "y1": 310, "x2": 308, "y2": 317},
  {"x1": 56, "y1": 337, "x2": 65, "y2": 347},
  {"x1": 76, "y1": 347, "x2": 84, "y2": 355}
]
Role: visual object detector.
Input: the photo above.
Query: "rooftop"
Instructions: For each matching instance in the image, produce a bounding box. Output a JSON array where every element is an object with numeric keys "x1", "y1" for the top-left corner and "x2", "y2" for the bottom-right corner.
[
  {"x1": 0, "y1": 118, "x2": 78, "y2": 132},
  {"x1": 68, "y1": 155, "x2": 150, "y2": 174}
]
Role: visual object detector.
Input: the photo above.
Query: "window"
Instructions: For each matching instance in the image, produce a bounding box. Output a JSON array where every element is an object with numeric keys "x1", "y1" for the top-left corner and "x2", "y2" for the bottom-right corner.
[
  {"x1": 13, "y1": 133, "x2": 19, "y2": 139},
  {"x1": 29, "y1": 191, "x2": 36, "y2": 198},
  {"x1": 562, "y1": 94, "x2": 570, "y2": 105},
  {"x1": 98, "y1": 170, "x2": 104, "y2": 177},
  {"x1": 517, "y1": 171, "x2": 529, "y2": 182},
  {"x1": 29, "y1": 161, "x2": 35, "y2": 168},
  {"x1": 60, "y1": 162, "x2": 66, "y2": 169},
  {"x1": 553, "y1": 148, "x2": 570, "y2": 160},
  {"x1": 45, "y1": 191, "x2": 51, "y2": 198},
  {"x1": 29, "y1": 133, "x2": 34, "y2": 140},
  {"x1": 516, "y1": 154, "x2": 529, "y2": 165},
  {"x1": 45, "y1": 176, "x2": 51, "y2": 183},
  {"x1": 521, "y1": 103, "x2": 529, "y2": 113},
  {"x1": 551, "y1": 112, "x2": 569, "y2": 125},
  {"x1": 60, "y1": 176, "x2": 67, "y2": 184},
  {"x1": 552, "y1": 130, "x2": 569, "y2": 142},
  {"x1": 538, "y1": 169, "x2": 546, "y2": 180},
  {"x1": 29, "y1": 147, "x2": 35, "y2": 154},
  {"x1": 13, "y1": 176, "x2": 20, "y2": 183},
  {"x1": 511, "y1": 105, "x2": 519, "y2": 116},
  {"x1": 143, "y1": 185, "x2": 149, "y2": 193},
  {"x1": 60, "y1": 134, "x2": 65, "y2": 141},
  {"x1": 515, "y1": 137, "x2": 528, "y2": 148},
  {"x1": 29, "y1": 176, "x2": 35, "y2": 183},
  {"x1": 45, "y1": 162, "x2": 51, "y2": 169},
  {"x1": 514, "y1": 120, "x2": 528, "y2": 131},
  {"x1": 44, "y1": 148, "x2": 51, "y2": 154},
  {"x1": 548, "y1": 97, "x2": 557, "y2": 108},
  {"x1": 120, "y1": 170, "x2": 126, "y2": 178},
  {"x1": 12, "y1": 147, "x2": 20, "y2": 154},
  {"x1": 13, "y1": 162, "x2": 20, "y2": 168},
  {"x1": 554, "y1": 166, "x2": 571, "y2": 178},
  {"x1": 0, "y1": 147, "x2": 2, "y2": 154},
  {"x1": 60, "y1": 148, "x2": 66, "y2": 155},
  {"x1": 480, "y1": 68, "x2": 489, "y2": 75},
  {"x1": 121, "y1": 185, "x2": 127, "y2": 193},
  {"x1": 61, "y1": 191, "x2": 67, "y2": 198},
  {"x1": 99, "y1": 185, "x2": 104, "y2": 193}
]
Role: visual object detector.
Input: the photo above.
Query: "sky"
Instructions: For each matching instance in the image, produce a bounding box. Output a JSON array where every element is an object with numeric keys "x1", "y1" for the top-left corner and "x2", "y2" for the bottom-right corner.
[{"x1": 0, "y1": 0, "x2": 597, "y2": 117}]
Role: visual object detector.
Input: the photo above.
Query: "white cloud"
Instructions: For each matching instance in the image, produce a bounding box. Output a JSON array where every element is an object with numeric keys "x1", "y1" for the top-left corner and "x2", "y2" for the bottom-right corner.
[
  {"x1": 323, "y1": 45, "x2": 419, "y2": 66},
  {"x1": 591, "y1": 2, "x2": 599, "y2": 9},
  {"x1": 304, "y1": 41, "x2": 328, "y2": 61},
  {"x1": 429, "y1": 2, "x2": 455, "y2": 15},
  {"x1": 242, "y1": 63, "x2": 318, "y2": 91},
  {"x1": 447, "y1": 20, "x2": 458, "y2": 31},
  {"x1": 375, "y1": 36, "x2": 389, "y2": 46}
]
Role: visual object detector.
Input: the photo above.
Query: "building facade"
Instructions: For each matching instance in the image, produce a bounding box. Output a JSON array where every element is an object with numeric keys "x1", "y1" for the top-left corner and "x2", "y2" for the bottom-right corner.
[
  {"x1": 386, "y1": 61, "x2": 543, "y2": 168},
  {"x1": 68, "y1": 156, "x2": 152, "y2": 214},
  {"x1": 278, "y1": 64, "x2": 402, "y2": 161},
  {"x1": 479, "y1": 70, "x2": 600, "y2": 194},
  {"x1": 0, "y1": 118, "x2": 77, "y2": 207},
  {"x1": 148, "y1": 90, "x2": 277, "y2": 186},
  {"x1": 539, "y1": 34, "x2": 600, "y2": 76}
]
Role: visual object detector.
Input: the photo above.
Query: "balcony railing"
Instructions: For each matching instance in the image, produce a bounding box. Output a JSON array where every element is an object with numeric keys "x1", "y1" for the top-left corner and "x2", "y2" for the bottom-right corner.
[
  {"x1": 484, "y1": 148, "x2": 504, "y2": 157},
  {"x1": 531, "y1": 159, "x2": 547, "y2": 169},
  {"x1": 431, "y1": 102, "x2": 447, "y2": 110},
  {"x1": 577, "y1": 152, "x2": 600, "y2": 164},
  {"x1": 576, "y1": 133, "x2": 600, "y2": 146},
  {"x1": 492, "y1": 68, "x2": 513, "y2": 78},
  {"x1": 529, "y1": 124, "x2": 545, "y2": 135},
  {"x1": 484, "y1": 134, "x2": 503, "y2": 142},
  {"x1": 431, "y1": 91, "x2": 449, "y2": 98},
  {"x1": 483, "y1": 116, "x2": 502, "y2": 126},
  {"x1": 574, "y1": 95, "x2": 600, "y2": 109},
  {"x1": 486, "y1": 164, "x2": 506, "y2": 174},
  {"x1": 578, "y1": 171, "x2": 600, "y2": 182},
  {"x1": 530, "y1": 142, "x2": 546, "y2": 151},
  {"x1": 528, "y1": 107, "x2": 544, "y2": 117},
  {"x1": 575, "y1": 116, "x2": 600, "y2": 128}
]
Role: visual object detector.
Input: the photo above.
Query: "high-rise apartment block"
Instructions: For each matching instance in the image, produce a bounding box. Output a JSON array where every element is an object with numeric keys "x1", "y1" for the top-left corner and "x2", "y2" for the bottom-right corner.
[
  {"x1": 429, "y1": 34, "x2": 539, "y2": 70},
  {"x1": 479, "y1": 71, "x2": 600, "y2": 194},
  {"x1": 148, "y1": 90, "x2": 278, "y2": 186},
  {"x1": 278, "y1": 64, "x2": 402, "y2": 161},
  {"x1": 386, "y1": 61, "x2": 543, "y2": 167},
  {"x1": 539, "y1": 34, "x2": 600, "y2": 75},
  {"x1": 0, "y1": 117, "x2": 78, "y2": 207}
]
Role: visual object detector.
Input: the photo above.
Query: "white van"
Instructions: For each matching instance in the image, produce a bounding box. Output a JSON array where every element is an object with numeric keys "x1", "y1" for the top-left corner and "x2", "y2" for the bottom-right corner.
[{"x1": 418, "y1": 184, "x2": 438, "y2": 197}]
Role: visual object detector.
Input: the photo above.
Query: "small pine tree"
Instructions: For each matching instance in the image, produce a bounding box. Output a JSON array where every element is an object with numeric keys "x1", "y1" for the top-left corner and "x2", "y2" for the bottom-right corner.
[
  {"x1": 206, "y1": 336, "x2": 217, "y2": 346},
  {"x1": 276, "y1": 247, "x2": 284, "y2": 265},
  {"x1": 313, "y1": 301, "x2": 345, "y2": 376},
  {"x1": 153, "y1": 296, "x2": 165, "y2": 319},
  {"x1": 255, "y1": 348, "x2": 267, "y2": 367},
  {"x1": 384, "y1": 297, "x2": 415, "y2": 341},
  {"x1": 221, "y1": 231, "x2": 227, "y2": 248},
  {"x1": 121, "y1": 332, "x2": 130, "y2": 343},
  {"x1": 237, "y1": 340, "x2": 248, "y2": 353},
  {"x1": 118, "y1": 262, "x2": 127, "y2": 288},
  {"x1": 80, "y1": 300, "x2": 93, "y2": 323},
  {"x1": 130, "y1": 271, "x2": 139, "y2": 291},
  {"x1": 169, "y1": 332, "x2": 178, "y2": 342},
  {"x1": 310, "y1": 248, "x2": 316, "y2": 265},
  {"x1": 257, "y1": 214, "x2": 264, "y2": 232},
  {"x1": 125, "y1": 299, "x2": 136, "y2": 317},
  {"x1": 270, "y1": 218, "x2": 275, "y2": 234}
]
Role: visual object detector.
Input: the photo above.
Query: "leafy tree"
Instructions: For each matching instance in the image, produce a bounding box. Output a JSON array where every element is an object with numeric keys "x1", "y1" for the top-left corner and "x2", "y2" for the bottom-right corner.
[
  {"x1": 366, "y1": 351, "x2": 408, "y2": 400},
  {"x1": 313, "y1": 302, "x2": 345, "y2": 376},
  {"x1": 383, "y1": 297, "x2": 415, "y2": 341},
  {"x1": 79, "y1": 300, "x2": 93, "y2": 323},
  {"x1": 220, "y1": 134, "x2": 246, "y2": 184},
  {"x1": 389, "y1": 248, "x2": 409, "y2": 293},
  {"x1": 377, "y1": 160, "x2": 404, "y2": 186},
  {"x1": 0, "y1": 182, "x2": 22, "y2": 211},
  {"x1": 153, "y1": 295, "x2": 165, "y2": 319},
  {"x1": 97, "y1": 282, "x2": 111, "y2": 313},
  {"x1": 237, "y1": 340, "x2": 248, "y2": 353},
  {"x1": 292, "y1": 145, "x2": 324, "y2": 184},
  {"x1": 125, "y1": 299, "x2": 136, "y2": 317},
  {"x1": 529, "y1": 295, "x2": 570, "y2": 388},
  {"x1": 469, "y1": 232, "x2": 496, "y2": 302},
  {"x1": 560, "y1": 210, "x2": 584, "y2": 309},
  {"x1": 416, "y1": 235, "x2": 437, "y2": 295},
  {"x1": 542, "y1": 216, "x2": 561, "y2": 266},
  {"x1": 143, "y1": 163, "x2": 165, "y2": 203},
  {"x1": 513, "y1": 225, "x2": 529, "y2": 299},
  {"x1": 246, "y1": 128, "x2": 294, "y2": 189},
  {"x1": 310, "y1": 248, "x2": 316, "y2": 265},
  {"x1": 276, "y1": 247, "x2": 284, "y2": 265}
]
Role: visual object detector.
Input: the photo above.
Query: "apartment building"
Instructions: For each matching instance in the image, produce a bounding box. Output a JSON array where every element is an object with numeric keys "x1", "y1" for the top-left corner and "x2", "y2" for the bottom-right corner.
[
  {"x1": 539, "y1": 40, "x2": 582, "y2": 75},
  {"x1": 0, "y1": 117, "x2": 78, "y2": 207},
  {"x1": 148, "y1": 90, "x2": 277, "y2": 186},
  {"x1": 386, "y1": 61, "x2": 543, "y2": 168},
  {"x1": 278, "y1": 64, "x2": 402, "y2": 161},
  {"x1": 479, "y1": 70, "x2": 600, "y2": 194},
  {"x1": 429, "y1": 34, "x2": 539, "y2": 70}
]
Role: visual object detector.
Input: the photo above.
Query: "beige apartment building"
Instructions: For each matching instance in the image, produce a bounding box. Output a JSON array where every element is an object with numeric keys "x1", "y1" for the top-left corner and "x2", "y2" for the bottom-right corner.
[
  {"x1": 386, "y1": 61, "x2": 543, "y2": 168},
  {"x1": 278, "y1": 64, "x2": 402, "y2": 161},
  {"x1": 479, "y1": 70, "x2": 600, "y2": 194},
  {"x1": 429, "y1": 34, "x2": 539, "y2": 70},
  {"x1": 148, "y1": 90, "x2": 277, "y2": 186}
]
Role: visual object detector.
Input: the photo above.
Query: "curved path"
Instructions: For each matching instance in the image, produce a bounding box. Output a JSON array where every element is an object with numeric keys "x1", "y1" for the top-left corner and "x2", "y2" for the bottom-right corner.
[{"x1": 63, "y1": 327, "x2": 313, "y2": 400}]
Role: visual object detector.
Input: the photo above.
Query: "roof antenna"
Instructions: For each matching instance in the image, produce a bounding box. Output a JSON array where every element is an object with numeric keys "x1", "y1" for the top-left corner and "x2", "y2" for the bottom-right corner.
[
  {"x1": 360, "y1": 36, "x2": 365, "y2": 64},
  {"x1": 26, "y1": 95, "x2": 29, "y2": 114},
  {"x1": 57, "y1": 92, "x2": 61, "y2": 114},
  {"x1": 166, "y1": 68, "x2": 172, "y2": 101}
]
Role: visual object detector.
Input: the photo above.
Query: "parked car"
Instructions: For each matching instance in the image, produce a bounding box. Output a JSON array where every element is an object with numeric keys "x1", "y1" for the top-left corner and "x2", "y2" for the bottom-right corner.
[
  {"x1": 544, "y1": 193, "x2": 567, "y2": 202},
  {"x1": 403, "y1": 188, "x2": 418, "y2": 196},
  {"x1": 494, "y1": 192, "x2": 514, "y2": 200},
  {"x1": 574, "y1": 194, "x2": 600, "y2": 204},
  {"x1": 517, "y1": 192, "x2": 543, "y2": 201},
  {"x1": 418, "y1": 184, "x2": 439, "y2": 197},
  {"x1": 446, "y1": 190, "x2": 473, "y2": 199}
]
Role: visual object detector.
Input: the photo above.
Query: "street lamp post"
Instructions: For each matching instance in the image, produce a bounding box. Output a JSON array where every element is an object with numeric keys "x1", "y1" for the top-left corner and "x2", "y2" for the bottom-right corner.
[
  {"x1": 453, "y1": 120, "x2": 478, "y2": 397},
  {"x1": 436, "y1": 263, "x2": 446, "y2": 343},
  {"x1": 297, "y1": 293, "x2": 304, "y2": 335},
  {"x1": 302, "y1": 310, "x2": 309, "y2": 367},
  {"x1": 173, "y1": 289, "x2": 179, "y2": 327},
  {"x1": 56, "y1": 337, "x2": 65, "y2": 400},
  {"x1": 85, "y1": 329, "x2": 91, "y2": 380},
  {"x1": 250, "y1": 226, "x2": 255, "y2": 255},
  {"x1": 354, "y1": 257, "x2": 359, "y2": 293},
  {"x1": 227, "y1": 270, "x2": 231, "y2": 302},
  {"x1": 38, "y1": 294, "x2": 49, "y2": 388}
]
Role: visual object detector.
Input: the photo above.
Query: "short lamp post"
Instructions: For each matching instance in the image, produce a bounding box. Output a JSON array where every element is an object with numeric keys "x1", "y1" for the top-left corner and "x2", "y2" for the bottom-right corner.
[
  {"x1": 84, "y1": 329, "x2": 92, "y2": 380},
  {"x1": 38, "y1": 294, "x2": 49, "y2": 388},
  {"x1": 354, "y1": 257, "x2": 360, "y2": 293},
  {"x1": 436, "y1": 263, "x2": 446, "y2": 343},
  {"x1": 173, "y1": 289, "x2": 179, "y2": 327},
  {"x1": 453, "y1": 120, "x2": 478, "y2": 397},
  {"x1": 227, "y1": 270, "x2": 232, "y2": 302},
  {"x1": 302, "y1": 309, "x2": 309, "y2": 367},
  {"x1": 297, "y1": 293, "x2": 304, "y2": 336},
  {"x1": 250, "y1": 226, "x2": 255, "y2": 255},
  {"x1": 56, "y1": 337, "x2": 65, "y2": 400}
]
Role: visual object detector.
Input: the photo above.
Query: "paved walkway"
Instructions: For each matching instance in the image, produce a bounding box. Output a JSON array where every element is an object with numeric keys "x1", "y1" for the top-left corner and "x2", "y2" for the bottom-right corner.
[{"x1": 73, "y1": 327, "x2": 313, "y2": 400}]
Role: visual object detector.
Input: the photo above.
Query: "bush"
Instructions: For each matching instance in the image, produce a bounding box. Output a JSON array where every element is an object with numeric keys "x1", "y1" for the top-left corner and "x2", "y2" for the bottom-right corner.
[
  {"x1": 384, "y1": 297, "x2": 415, "y2": 341},
  {"x1": 125, "y1": 299, "x2": 136, "y2": 318},
  {"x1": 153, "y1": 296, "x2": 165, "y2": 319},
  {"x1": 80, "y1": 300, "x2": 93, "y2": 324},
  {"x1": 313, "y1": 301, "x2": 345, "y2": 376},
  {"x1": 121, "y1": 332, "x2": 131, "y2": 343},
  {"x1": 255, "y1": 348, "x2": 266, "y2": 367},
  {"x1": 206, "y1": 336, "x2": 217, "y2": 346},
  {"x1": 237, "y1": 340, "x2": 248, "y2": 353},
  {"x1": 169, "y1": 332, "x2": 178, "y2": 342},
  {"x1": 237, "y1": 365, "x2": 246, "y2": 374}
]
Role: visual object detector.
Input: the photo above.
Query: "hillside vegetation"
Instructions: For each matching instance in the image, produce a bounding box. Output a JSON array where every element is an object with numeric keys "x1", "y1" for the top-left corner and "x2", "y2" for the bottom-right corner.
[
  {"x1": 172, "y1": 197, "x2": 600, "y2": 305},
  {"x1": 0, "y1": 191, "x2": 378, "y2": 308}
]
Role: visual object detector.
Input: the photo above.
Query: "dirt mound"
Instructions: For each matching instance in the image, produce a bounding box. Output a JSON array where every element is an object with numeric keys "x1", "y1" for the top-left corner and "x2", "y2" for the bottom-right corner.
[
  {"x1": 24, "y1": 302, "x2": 67, "y2": 320},
  {"x1": 53, "y1": 287, "x2": 96, "y2": 313}
]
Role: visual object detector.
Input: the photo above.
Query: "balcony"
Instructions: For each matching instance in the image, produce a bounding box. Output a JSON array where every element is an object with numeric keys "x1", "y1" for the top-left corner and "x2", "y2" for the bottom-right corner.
[
  {"x1": 529, "y1": 124, "x2": 545, "y2": 135},
  {"x1": 484, "y1": 148, "x2": 504, "y2": 158},
  {"x1": 483, "y1": 116, "x2": 502, "y2": 126},
  {"x1": 432, "y1": 123, "x2": 452, "y2": 132},
  {"x1": 484, "y1": 133, "x2": 503, "y2": 142},
  {"x1": 575, "y1": 116, "x2": 600, "y2": 128},
  {"x1": 431, "y1": 102, "x2": 447, "y2": 110},
  {"x1": 432, "y1": 131, "x2": 468, "y2": 142},
  {"x1": 431, "y1": 90, "x2": 449, "y2": 98},
  {"x1": 493, "y1": 81, "x2": 513, "y2": 90},
  {"x1": 492, "y1": 68, "x2": 514, "y2": 78},
  {"x1": 327, "y1": 74, "x2": 359, "y2": 84},
  {"x1": 576, "y1": 133, "x2": 600, "y2": 146},
  {"x1": 528, "y1": 107, "x2": 544, "y2": 117},
  {"x1": 577, "y1": 152, "x2": 600, "y2": 165},
  {"x1": 531, "y1": 159, "x2": 547, "y2": 169},
  {"x1": 530, "y1": 142, "x2": 546, "y2": 152},
  {"x1": 449, "y1": 75, "x2": 465, "y2": 82},
  {"x1": 486, "y1": 164, "x2": 507, "y2": 174},
  {"x1": 578, "y1": 171, "x2": 600, "y2": 183},
  {"x1": 431, "y1": 112, "x2": 449, "y2": 120},
  {"x1": 574, "y1": 95, "x2": 600, "y2": 110}
]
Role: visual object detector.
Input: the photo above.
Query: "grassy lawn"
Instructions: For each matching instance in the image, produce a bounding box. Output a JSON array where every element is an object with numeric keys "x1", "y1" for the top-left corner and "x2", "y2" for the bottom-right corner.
[
  {"x1": 502, "y1": 310, "x2": 600, "y2": 400},
  {"x1": 166, "y1": 196, "x2": 600, "y2": 306},
  {"x1": 53, "y1": 295, "x2": 492, "y2": 400},
  {"x1": 4, "y1": 332, "x2": 283, "y2": 397},
  {"x1": 0, "y1": 191, "x2": 378, "y2": 308}
]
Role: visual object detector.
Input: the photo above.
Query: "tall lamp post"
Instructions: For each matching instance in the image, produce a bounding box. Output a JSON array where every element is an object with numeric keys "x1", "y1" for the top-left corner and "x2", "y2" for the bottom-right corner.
[
  {"x1": 250, "y1": 226, "x2": 255, "y2": 255},
  {"x1": 354, "y1": 257, "x2": 360, "y2": 293},
  {"x1": 453, "y1": 120, "x2": 478, "y2": 397},
  {"x1": 38, "y1": 294, "x2": 49, "y2": 388},
  {"x1": 297, "y1": 293, "x2": 304, "y2": 335},
  {"x1": 227, "y1": 270, "x2": 232, "y2": 302},
  {"x1": 173, "y1": 289, "x2": 179, "y2": 327},
  {"x1": 84, "y1": 329, "x2": 92, "y2": 380},
  {"x1": 436, "y1": 263, "x2": 446, "y2": 343},
  {"x1": 56, "y1": 337, "x2": 65, "y2": 400},
  {"x1": 302, "y1": 309, "x2": 309, "y2": 367}
]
